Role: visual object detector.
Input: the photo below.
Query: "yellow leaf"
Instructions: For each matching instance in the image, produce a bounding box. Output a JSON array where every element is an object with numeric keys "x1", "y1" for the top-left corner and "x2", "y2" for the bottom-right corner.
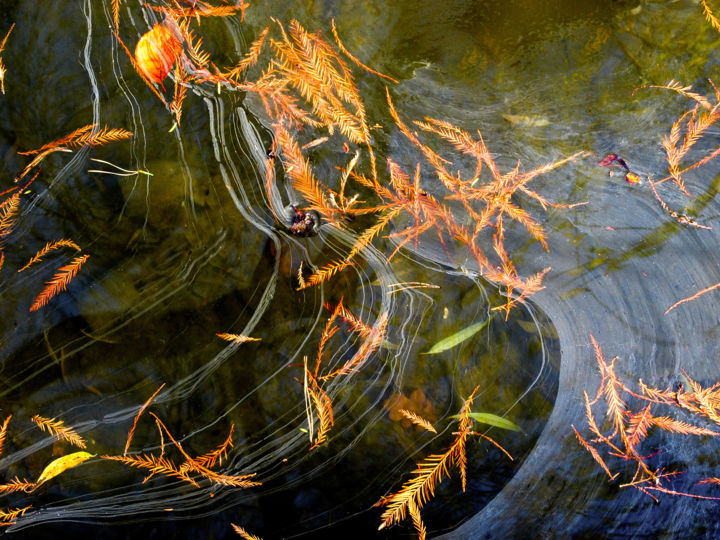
[{"x1": 34, "y1": 452, "x2": 95, "y2": 487}]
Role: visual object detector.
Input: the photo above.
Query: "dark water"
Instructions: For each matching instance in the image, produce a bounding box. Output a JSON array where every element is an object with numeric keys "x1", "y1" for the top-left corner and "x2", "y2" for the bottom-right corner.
[{"x1": 0, "y1": 0, "x2": 720, "y2": 538}]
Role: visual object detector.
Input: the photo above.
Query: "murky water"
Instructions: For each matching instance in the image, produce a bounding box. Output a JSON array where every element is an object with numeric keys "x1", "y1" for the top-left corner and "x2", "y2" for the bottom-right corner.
[{"x1": 1, "y1": 0, "x2": 720, "y2": 538}]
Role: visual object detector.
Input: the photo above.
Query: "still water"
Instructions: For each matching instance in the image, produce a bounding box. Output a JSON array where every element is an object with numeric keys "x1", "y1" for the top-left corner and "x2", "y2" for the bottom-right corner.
[{"x1": 1, "y1": 0, "x2": 720, "y2": 538}]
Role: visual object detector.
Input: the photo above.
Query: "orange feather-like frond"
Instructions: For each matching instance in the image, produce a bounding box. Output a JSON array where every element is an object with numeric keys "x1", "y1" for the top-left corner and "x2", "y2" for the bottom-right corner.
[
  {"x1": 0, "y1": 415, "x2": 10, "y2": 457},
  {"x1": 315, "y1": 299, "x2": 343, "y2": 377},
  {"x1": 190, "y1": 425, "x2": 235, "y2": 470},
  {"x1": 216, "y1": 333, "x2": 262, "y2": 344},
  {"x1": 407, "y1": 498, "x2": 427, "y2": 540},
  {"x1": 321, "y1": 311, "x2": 388, "y2": 380},
  {"x1": 29, "y1": 254, "x2": 89, "y2": 312},
  {"x1": 698, "y1": 477, "x2": 720, "y2": 487},
  {"x1": 183, "y1": 27, "x2": 212, "y2": 69},
  {"x1": 102, "y1": 453, "x2": 199, "y2": 487},
  {"x1": 31, "y1": 415, "x2": 87, "y2": 449},
  {"x1": 399, "y1": 410, "x2": 437, "y2": 434},
  {"x1": 330, "y1": 19, "x2": 397, "y2": 83},
  {"x1": 124, "y1": 383, "x2": 165, "y2": 456},
  {"x1": 378, "y1": 449, "x2": 455, "y2": 529},
  {"x1": 0, "y1": 477, "x2": 34, "y2": 495},
  {"x1": 651, "y1": 416, "x2": 720, "y2": 436},
  {"x1": 206, "y1": 471, "x2": 261, "y2": 488},
  {"x1": 626, "y1": 404, "x2": 654, "y2": 450},
  {"x1": 0, "y1": 505, "x2": 31, "y2": 525},
  {"x1": 323, "y1": 300, "x2": 373, "y2": 338},
  {"x1": 299, "y1": 260, "x2": 353, "y2": 290},
  {"x1": 590, "y1": 336, "x2": 627, "y2": 436},
  {"x1": 18, "y1": 239, "x2": 81, "y2": 272},
  {"x1": 572, "y1": 425, "x2": 617, "y2": 480},
  {"x1": 306, "y1": 372, "x2": 334, "y2": 449},
  {"x1": 143, "y1": 3, "x2": 245, "y2": 20},
  {"x1": 346, "y1": 207, "x2": 403, "y2": 262},
  {"x1": 231, "y1": 523, "x2": 264, "y2": 540},
  {"x1": 583, "y1": 391, "x2": 623, "y2": 454},
  {"x1": 638, "y1": 79, "x2": 713, "y2": 110},
  {"x1": 19, "y1": 124, "x2": 133, "y2": 155},
  {"x1": 148, "y1": 414, "x2": 260, "y2": 487},
  {"x1": 702, "y1": 0, "x2": 720, "y2": 33},
  {"x1": 223, "y1": 26, "x2": 270, "y2": 80},
  {"x1": 14, "y1": 149, "x2": 69, "y2": 184},
  {"x1": 0, "y1": 414, "x2": 12, "y2": 456},
  {"x1": 378, "y1": 387, "x2": 495, "y2": 530},
  {"x1": 0, "y1": 192, "x2": 20, "y2": 242},
  {"x1": 0, "y1": 23, "x2": 15, "y2": 95},
  {"x1": 169, "y1": 62, "x2": 190, "y2": 125},
  {"x1": 0, "y1": 23, "x2": 13, "y2": 53},
  {"x1": 274, "y1": 122, "x2": 331, "y2": 213},
  {"x1": 603, "y1": 360, "x2": 627, "y2": 437},
  {"x1": 112, "y1": 0, "x2": 122, "y2": 31}
]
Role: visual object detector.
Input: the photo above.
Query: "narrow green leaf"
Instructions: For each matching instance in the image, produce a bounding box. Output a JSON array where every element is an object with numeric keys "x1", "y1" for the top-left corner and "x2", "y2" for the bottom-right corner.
[
  {"x1": 422, "y1": 318, "x2": 490, "y2": 354},
  {"x1": 450, "y1": 412, "x2": 521, "y2": 432}
]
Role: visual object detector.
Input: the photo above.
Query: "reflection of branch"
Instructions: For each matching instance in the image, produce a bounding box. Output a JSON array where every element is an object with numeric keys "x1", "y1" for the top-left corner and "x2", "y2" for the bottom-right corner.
[{"x1": 611, "y1": 33, "x2": 645, "y2": 73}]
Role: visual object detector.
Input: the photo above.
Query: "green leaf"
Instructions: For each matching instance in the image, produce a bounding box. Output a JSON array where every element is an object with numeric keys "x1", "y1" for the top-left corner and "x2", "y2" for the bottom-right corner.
[
  {"x1": 450, "y1": 412, "x2": 521, "y2": 432},
  {"x1": 422, "y1": 318, "x2": 490, "y2": 354}
]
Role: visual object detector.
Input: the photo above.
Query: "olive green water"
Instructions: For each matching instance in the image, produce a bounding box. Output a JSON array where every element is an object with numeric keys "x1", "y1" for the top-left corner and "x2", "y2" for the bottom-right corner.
[{"x1": 1, "y1": 0, "x2": 720, "y2": 538}]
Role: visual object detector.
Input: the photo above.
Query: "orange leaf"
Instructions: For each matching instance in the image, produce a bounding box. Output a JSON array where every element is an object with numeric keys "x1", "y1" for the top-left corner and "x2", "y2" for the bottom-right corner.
[
  {"x1": 29, "y1": 254, "x2": 89, "y2": 312},
  {"x1": 135, "y1": 24, "x2": 182, "y2": 85}
]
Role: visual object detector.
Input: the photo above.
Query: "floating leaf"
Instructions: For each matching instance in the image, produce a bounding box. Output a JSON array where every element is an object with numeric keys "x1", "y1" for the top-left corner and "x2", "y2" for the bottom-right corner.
[
  {"x1": 34, "y1": 452, "x2": 95, "y2": 487},
  {"x1": 450, "y1": 412, "x2": 521, "y2": 432},
  {"x1": 422, "y1": 318, "x2": 490, "y2": 354},
  {"x1": 135, "y1": 24, "x2": 182, "y2": 84},
  {"x1": 501, "y1": 114, "x2": 550, "y2": 127}
]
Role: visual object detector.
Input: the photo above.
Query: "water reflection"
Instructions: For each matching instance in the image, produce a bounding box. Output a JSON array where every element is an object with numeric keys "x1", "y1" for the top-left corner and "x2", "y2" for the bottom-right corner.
[{"x1": 1, "y1": 0, "x2": 720, "y2": 538}]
